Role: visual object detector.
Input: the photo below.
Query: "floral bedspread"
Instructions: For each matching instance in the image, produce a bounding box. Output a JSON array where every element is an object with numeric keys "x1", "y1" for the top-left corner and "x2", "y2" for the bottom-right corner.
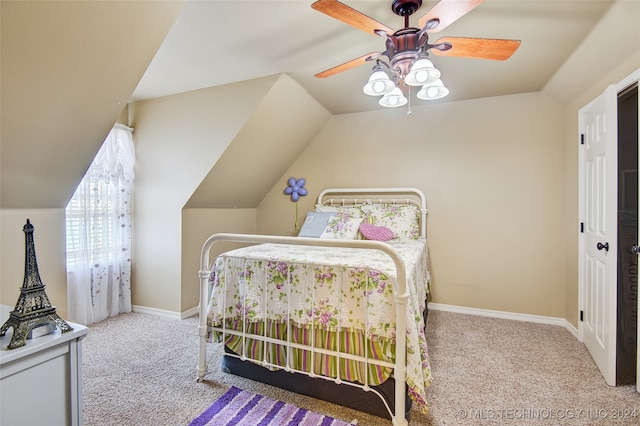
[{"x1": 207, "y1": 239, "x2": 432, "y2": 413}]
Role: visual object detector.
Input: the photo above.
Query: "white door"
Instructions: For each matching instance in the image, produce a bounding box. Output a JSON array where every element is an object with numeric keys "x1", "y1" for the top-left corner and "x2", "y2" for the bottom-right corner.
[{"x1": 579, "y1": 84, "x2": 618, "y2": 386}]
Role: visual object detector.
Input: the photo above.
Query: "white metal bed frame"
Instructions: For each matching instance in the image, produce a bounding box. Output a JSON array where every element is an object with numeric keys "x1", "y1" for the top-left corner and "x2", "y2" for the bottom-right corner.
[{"x1": 197, "y1": 188, "x2": 427, "y2": 425}]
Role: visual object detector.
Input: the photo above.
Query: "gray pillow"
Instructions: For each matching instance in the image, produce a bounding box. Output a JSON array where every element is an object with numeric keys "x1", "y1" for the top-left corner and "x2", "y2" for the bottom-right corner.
[{"x1": 298, "y1": 211, "x2": 337, "y2": 237}]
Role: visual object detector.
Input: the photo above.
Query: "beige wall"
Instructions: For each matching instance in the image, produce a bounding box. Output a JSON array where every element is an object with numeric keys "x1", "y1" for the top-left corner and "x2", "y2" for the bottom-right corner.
[
  {"x1": 129, "y1": 76, "x2": 280, "y2": 313},
  {"x1": 1, "y1": 209, "x2": 67, "y2": 318},
  {"x1": 132, "y1": 75, "x2": 331, "y2": 315},
  {"x1": 259, "y1": 0, "x2": 639, "y2": 325},
  {"x1": 181, "y1": 208, "x2": 257, "y2": 311},
  {"x1": 105, "y1": 0, "x2": 640, "y2": 322},
  {"x1": 4, "y1": 2, "x2": 635, "y2": 324},
  {"x1": 257, "y1": 92, "x2": 568, "y2": 318}
]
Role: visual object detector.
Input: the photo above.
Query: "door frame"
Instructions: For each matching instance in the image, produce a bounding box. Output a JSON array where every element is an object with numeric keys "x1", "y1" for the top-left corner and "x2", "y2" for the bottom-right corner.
[{"x1": 578, "y1": 68, "x2": 640, "y2": 389}]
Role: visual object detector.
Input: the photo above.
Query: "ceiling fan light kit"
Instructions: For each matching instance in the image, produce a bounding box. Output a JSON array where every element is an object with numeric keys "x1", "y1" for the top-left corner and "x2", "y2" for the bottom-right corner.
[
  {"x1": 364, "y1": 58, "x2": 447, "y2": 106},
  {"x1": 417, "y1": 79, "x2": 449, "y2": 100},
  {"x1": 312, "y1": 0, "x2": 521, "y2": 109},
  {"x1": 363, "y1": 67, "x2": 396, "y2": 96},
  {"x1": 379, "y1": 86, "x2": 408, "y2": 107},
  {"x1": 404, "y1": 58, "x2": 440, "y2": 87}
]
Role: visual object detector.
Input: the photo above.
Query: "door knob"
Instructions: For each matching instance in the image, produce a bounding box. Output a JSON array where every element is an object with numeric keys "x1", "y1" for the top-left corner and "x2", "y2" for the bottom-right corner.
[
  {"x1": 632, "y1": 245, "x2": 640, "y2": 255},
  {"x1": 597, "y1": 242, "x2": 609, "y2": 252}
]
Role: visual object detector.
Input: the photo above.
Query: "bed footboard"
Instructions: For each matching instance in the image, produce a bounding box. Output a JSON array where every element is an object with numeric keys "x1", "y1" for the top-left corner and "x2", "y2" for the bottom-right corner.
[{"x1": 198, "y1": 234, "x2": 410, "y2": 426}]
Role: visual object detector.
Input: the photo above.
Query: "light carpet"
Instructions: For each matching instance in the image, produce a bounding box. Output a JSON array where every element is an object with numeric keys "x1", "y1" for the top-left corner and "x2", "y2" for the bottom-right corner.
[{"x1": 82, "y1": 310, "x2": 639, "y2": 425}]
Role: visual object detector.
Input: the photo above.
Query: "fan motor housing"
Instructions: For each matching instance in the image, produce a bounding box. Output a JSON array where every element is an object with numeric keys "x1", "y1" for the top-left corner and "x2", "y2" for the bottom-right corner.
[
  {"x1": 392, "y1": 0, "x2": 422, "y2": 16},
  {"x1": 386, "y1": 28, "x2": 426, "y2": 77}
]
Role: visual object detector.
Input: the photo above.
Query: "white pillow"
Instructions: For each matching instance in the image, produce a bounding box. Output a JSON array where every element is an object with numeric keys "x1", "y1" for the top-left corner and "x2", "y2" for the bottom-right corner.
[
  {"x1": 360, "y1": 204, "x2": 419, "y2": 240},
  {"x1": 319, "y1": 215, "x2": 363, "y2": 239}
]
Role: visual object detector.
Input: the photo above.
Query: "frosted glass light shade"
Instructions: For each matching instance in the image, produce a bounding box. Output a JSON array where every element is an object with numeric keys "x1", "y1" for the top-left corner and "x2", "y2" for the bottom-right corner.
[
  {"x1": 363, "y1": 71, "x2": 395, "y2": 96},
  {"x1": 404, "y1": 58, "x2": 440, "y2": 87},
  {"x1": 417, "y1": 79, "x2": 449, "y2": 100},
  {"x1": 379, "y1": 87, "x2": 407, "y2": 107}
]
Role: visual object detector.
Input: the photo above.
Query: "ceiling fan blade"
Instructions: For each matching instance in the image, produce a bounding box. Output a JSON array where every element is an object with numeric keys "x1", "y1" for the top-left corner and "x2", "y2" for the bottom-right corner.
[
  {"x1": 312, "y1": 0, "x2": 394, "y2": 36},
  {"x1": 418, "y1": 0, "x2": 483, "y2": 33},
  {"x1": 314, "y1": 52, "x2": 381, "y2": 78},
  {"x1": 431, "y1": 37, "x2": 521, "y2": 60}
]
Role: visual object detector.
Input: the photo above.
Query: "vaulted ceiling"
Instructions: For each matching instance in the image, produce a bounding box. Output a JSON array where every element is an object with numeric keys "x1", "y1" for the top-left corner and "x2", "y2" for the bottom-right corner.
[
  {"x1": 1, "y1": 0, "x2": 186, "y2": 208},
  {"x1": 0, "y1": 0, "x2": 631, "y2": 210},
  {"x1": 132, "y1": 0, "x2": 616, "y2": 113}
]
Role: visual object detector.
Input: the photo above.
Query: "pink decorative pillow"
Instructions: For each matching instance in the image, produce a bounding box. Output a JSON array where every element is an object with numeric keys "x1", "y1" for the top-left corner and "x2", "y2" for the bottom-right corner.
[{"x1": 359, "y1": 222, "x2": 395, "y2": 242}]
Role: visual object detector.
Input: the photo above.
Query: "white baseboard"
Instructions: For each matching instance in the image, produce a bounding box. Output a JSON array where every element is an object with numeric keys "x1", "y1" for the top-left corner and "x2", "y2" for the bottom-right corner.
[
  {"x1": 132, "y1": 304, "x2": 199, "y2": 320},
  {"x1": 132, "y1": 302, "x2": 580, "y2": 339},
  {"x1": 181, "y1": 306, "x2": 199, "y2": 319},
  {"x1": 429, "y1": 303, "x2": 579, "y2": 339}
]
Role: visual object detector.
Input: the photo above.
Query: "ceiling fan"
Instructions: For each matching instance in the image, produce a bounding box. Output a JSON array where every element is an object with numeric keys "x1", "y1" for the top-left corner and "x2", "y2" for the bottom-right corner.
[{"x1": 311, "y1": 0, "x2": 521, "y2": 106}]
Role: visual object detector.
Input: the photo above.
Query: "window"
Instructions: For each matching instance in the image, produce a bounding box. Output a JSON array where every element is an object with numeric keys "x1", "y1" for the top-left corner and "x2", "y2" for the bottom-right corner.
[
  {"x1": 65, "y1": 124, "x2": 135, "y2": 325},
  {"x1": 65, "y1": 177, "x2": 116, "y2": 265}
]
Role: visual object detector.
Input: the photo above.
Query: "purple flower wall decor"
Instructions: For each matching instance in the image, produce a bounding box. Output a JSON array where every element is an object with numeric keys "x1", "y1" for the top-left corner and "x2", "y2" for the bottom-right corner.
[
  {"x1": 284, "y1": 177, "x2": 307, "y2": 231},
  {"x1": 284, "y1": 177, "x2": 307, "y2": 202}
]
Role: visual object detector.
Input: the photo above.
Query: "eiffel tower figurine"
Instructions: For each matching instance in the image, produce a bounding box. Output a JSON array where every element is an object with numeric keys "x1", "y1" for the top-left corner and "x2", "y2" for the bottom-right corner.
[{"x1": 0, "y1": 219, "x2": 73, "y2": 349}]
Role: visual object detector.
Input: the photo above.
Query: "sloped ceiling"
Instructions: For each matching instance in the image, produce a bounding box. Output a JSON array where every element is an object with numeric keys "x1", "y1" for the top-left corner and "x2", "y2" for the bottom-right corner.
[
  {"x1": 132, "y1": 0, "x2": 616, "y2": 114},
  {"x1": 0, "y1": 0, "x2": 185, "y2": 208},
  {"x1": 544, "y1": 0, "x2": 640, "y2": 105},
  {"x1": 184, "y1": 74, "x2": 332, "y2": 208},
  {"x1": 1, "y1": 0, "x2": 635, "y2": 211}
]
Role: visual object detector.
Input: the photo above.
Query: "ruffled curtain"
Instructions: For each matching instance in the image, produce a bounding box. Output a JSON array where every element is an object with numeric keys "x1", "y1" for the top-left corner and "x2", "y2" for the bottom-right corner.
[{"x1": 66, "y1": 124, "x2": 135, "y2": 325}]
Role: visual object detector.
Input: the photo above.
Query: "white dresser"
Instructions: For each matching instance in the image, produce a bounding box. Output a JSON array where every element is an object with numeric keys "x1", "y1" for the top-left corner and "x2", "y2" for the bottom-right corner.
[{"x1": 0, "y1": 304, "x2": 88, "y2": 426}]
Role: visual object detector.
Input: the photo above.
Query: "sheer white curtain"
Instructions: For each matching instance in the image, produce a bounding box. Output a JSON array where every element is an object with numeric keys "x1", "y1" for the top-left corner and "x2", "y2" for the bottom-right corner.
[{"x1": 66, "y1": 124, "x2": 135, "y2": 325}]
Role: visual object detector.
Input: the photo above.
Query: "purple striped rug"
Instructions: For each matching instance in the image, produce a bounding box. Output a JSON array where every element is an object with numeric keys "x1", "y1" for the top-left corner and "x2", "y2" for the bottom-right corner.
[{"x1": 189, "y1": 386, "x2": 353, "y2": 426}]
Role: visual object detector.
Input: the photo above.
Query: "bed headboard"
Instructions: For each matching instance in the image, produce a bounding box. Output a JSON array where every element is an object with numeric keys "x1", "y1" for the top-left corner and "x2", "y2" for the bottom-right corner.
[{"x1": 316, "y1": 187, "x2": 428, "y2": 238}]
